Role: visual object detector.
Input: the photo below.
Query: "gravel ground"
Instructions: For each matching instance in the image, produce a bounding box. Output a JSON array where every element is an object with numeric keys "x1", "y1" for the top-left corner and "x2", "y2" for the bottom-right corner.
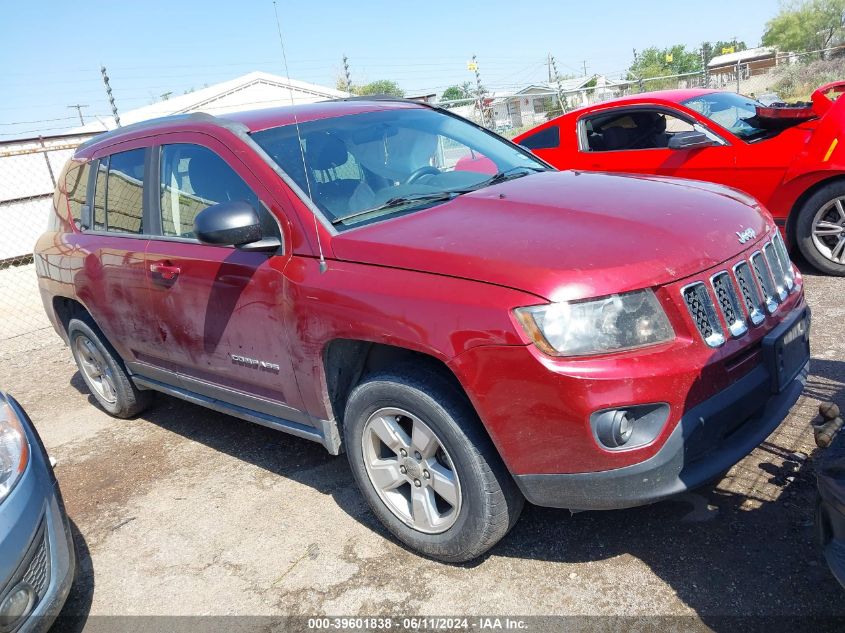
[{"x1": 1, "y1": 260, "x2": 844, "y2": 631}]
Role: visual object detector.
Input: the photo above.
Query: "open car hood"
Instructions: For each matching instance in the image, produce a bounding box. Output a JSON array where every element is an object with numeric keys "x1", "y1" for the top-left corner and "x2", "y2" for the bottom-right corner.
[{"x1": 330, "y1": 171, "x2": 771, "y2": 302}]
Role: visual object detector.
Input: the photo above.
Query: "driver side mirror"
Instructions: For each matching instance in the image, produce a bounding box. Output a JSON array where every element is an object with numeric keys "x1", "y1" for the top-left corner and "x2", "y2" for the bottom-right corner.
[
  {"x1": 668, "y1": 131, "x2": 716, "y2": 150},
  {"x1": 194, "y1": 201, "x2": 280, "y2": 252}
]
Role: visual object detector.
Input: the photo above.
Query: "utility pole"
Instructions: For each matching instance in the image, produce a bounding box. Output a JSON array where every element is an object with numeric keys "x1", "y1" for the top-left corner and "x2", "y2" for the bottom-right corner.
[
  {"x1": 582, "y1": 60, "x2": 588, "y2": 77},
  {"x1": 100, "y1": 65, "x2": 121, "y2": 128},
  {"x1": 550, "y1": 55, "x2": 567, "y2": 114},
  {"x1": 471, "y1": 54, "x2": 487, "y2": 126},
  {"x1": 66, "y1": 104, "x2": 88, "y2": 125},
  {"x1": 342, "y1": 54, "x2": 351, "y2": 92},
  {"x1": 547, "y1": 53, "x2": 553, "y2": 83}
]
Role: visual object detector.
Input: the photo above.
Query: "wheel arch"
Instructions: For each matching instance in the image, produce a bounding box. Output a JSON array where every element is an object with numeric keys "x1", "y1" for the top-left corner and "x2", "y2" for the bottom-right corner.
[
  {"x1": 785, "y1": 172, "x2": 845, "y2": 247},
  {"x1": 322, "y1": 339, "x2": 468, "y2": 428}
]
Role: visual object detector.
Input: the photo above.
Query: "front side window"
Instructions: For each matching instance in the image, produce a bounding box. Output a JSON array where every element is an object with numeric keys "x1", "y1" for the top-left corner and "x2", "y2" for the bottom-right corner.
[
  {"x1": 251, "y1": 107, "x2": 549, "y2": 229},
  {"x1": 159, "y1": 144, "x2": 259, "y2": 238},
  {"x1": 682, "y1": 92, "x2": 768, "y2": 140},
  {"x1": 582, "y1": 109, "x2": 695, "y2": 152}
]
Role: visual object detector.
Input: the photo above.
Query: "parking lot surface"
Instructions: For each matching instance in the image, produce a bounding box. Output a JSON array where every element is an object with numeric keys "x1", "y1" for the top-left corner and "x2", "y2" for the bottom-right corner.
[{"x1": 2, "y1": 263, "x2": 844, "y2": 629}]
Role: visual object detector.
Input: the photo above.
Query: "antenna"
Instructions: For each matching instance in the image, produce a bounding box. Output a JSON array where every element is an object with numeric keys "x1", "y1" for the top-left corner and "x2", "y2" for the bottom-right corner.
[{"x1": 272, "y1": 0, "x2": 327, "y2": 273}]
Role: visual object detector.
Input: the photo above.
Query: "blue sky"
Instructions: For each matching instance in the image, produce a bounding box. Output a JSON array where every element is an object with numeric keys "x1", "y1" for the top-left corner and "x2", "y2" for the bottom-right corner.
[{"x1": 1, "y1": 0, "x2": 780, "y2": 139}]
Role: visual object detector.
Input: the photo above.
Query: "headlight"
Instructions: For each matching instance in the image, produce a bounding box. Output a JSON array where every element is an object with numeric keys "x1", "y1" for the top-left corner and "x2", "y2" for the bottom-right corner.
[
  {"x1": 514, "y1": 289, "x2": 674, "y2": 357},
  {"x1": 0, "y1": 396, "x2": 29, "y2": 503}
]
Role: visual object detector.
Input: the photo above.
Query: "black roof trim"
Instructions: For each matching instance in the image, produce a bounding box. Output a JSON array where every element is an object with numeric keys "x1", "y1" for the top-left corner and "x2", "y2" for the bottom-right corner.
[{"x1": 77, "y1": 112, "x2": 249, "y2": 151}]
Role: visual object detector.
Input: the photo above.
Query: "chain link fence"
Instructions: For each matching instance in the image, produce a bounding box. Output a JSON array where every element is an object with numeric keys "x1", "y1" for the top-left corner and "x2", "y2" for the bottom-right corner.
[{"x1": 0, "y1": 134, "x2": 94, "y2": 361}]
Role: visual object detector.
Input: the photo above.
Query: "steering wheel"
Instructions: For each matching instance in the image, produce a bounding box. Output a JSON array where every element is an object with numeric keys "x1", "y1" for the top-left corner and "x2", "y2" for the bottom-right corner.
[{"x1": 406, "y1": 166, "x2": 441, "y2": 184}]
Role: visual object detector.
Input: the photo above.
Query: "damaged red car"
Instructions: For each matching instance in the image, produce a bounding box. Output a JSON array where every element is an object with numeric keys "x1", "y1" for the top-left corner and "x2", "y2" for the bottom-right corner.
[{"x1": 514, "y1": 82, "x2": 845, "y2": 276}]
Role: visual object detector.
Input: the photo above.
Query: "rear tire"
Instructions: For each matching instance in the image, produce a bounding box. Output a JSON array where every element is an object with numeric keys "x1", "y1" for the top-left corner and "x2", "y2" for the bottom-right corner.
[
  {"x1": 67, "y1": 316, "x2": 153, "y2": 418},
  {"x1": 344, "y1": 366, "x2": 524, "y2": 562},
  {"x1": 795, "y1": 182, "x2": 845, "y2": 276}
]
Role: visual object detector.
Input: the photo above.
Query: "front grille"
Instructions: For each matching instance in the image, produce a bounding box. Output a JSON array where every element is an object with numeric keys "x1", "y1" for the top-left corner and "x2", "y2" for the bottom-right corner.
[
  {"x1": 681, "y1": 235, "x2": 799, "y2": 347},
  {"x1": 711, "y1": 271, "x2": 747, "y2": 337},
  {"x1": 734, "y1": 261, "x2": 766, "y2": 326},
  {"x1": 682, "y1": 282, "x2": 725, "y2": 347},
  {"x1": 750, "y1": 251, "x2": 779, "y2": 314},
  {"x1": 763, "y1": 242, "x2": 788, "y2": 301},
  {"x1": 21, "y1": 531, "x2": 50, "y2": 599}
]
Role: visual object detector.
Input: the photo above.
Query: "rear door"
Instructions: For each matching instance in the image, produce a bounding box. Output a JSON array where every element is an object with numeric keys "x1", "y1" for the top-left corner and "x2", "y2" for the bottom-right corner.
[
  {"x1": 73, "y1": 144, "x2": 159, "y2": 364},
  {"x1": 137, "y1": 134, "x2": 307, "y2": 418}
]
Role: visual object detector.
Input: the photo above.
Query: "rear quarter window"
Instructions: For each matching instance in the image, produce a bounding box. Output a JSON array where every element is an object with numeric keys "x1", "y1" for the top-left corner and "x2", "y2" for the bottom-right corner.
[
  {"x1": 64, "y1": 162, "x2": 91, "y2": 230},
  {"x1": 518, "y1": 126, "x2": 560, "y2": 150}
]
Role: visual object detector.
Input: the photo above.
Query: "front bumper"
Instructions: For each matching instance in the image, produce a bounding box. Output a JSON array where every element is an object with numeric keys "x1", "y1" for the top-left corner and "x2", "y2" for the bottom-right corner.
[
  {"x1": 515, "y1": 357, "x2": 808, "y2": 510},
  {"x1": 817, "y1": 427, "x2": 845, "y2": 588},
  {"x1": 0, "y1": 395, "x2": 75, "y2": 633}
]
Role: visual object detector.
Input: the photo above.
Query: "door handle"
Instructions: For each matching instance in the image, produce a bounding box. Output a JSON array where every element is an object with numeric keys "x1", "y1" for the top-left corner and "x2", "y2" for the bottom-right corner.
[{"x1": 149, "y1": 263, "x2": 181, "y2": 281}]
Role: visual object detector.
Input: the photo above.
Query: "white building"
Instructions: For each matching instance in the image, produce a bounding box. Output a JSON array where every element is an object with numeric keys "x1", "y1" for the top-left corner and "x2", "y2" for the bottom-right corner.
[{"x1": 76, "y1": 70, "x2": 349, "y2": 132}]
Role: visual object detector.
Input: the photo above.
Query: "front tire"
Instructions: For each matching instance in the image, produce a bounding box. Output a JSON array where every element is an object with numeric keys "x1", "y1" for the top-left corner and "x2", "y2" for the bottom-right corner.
[
  {"x1": 67, "y1": 316, "x2": 153, "y2": 418},
  {"x1": 344, "y1": 367, "x2": 523, "y2": 562},
  {"x1": 795, "y1": 182, "x2": 845, "y2": 276}
]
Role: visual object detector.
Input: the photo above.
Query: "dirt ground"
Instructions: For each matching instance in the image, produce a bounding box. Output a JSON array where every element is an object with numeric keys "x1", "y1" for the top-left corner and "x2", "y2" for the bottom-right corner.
[{"x1": 2, "y1": 261, "x2": 844, "y2": 631}]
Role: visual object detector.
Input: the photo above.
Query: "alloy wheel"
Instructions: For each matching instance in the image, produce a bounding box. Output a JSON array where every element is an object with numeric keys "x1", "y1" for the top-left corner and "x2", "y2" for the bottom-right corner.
[
  {"x1": 361, "y1": 407, "x2": 462, "y2": 534},
  {"x1": 74, "y1": 334, "x2": 118, "y2": 404},
  {"x1": 812, "y1": 196, "x2": 845, "y2": 264}
]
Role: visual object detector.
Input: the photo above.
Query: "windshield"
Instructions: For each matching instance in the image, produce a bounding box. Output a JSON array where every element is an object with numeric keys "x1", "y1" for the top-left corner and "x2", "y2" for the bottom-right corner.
[
  {"x1": 682, "y1": 92, "x2": 767, "y2": 140},
  {"x1": 250, "y1": 107, "x2": 549, "y2": 229}
]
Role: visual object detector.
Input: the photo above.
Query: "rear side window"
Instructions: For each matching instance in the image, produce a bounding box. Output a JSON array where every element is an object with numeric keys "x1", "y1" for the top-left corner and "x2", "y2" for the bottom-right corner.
[
  {"x1": 63, "y1": 162, "x2": 90, "y2": 229},
  {"x1": 91, "y1": 149, "x2": 146, "y2": 234},
  {"x1": 105, "y1": 149, "x2": 145, "y2": 234},
  {"x1": 92, "y1": 159, "x2": 108, "y2": 230},
  {"x1": 519, "y1": 126, "x2": 560, "y2": 150},
  {"x1": 159, "y1": 144, "x2": 259, "y2": 238}
]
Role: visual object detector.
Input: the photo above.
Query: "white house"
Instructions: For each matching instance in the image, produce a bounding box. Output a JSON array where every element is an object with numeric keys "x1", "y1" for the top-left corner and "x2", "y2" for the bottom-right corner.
[{"x1": 488, "y1": 76, "x2": 624, "y2": 130}]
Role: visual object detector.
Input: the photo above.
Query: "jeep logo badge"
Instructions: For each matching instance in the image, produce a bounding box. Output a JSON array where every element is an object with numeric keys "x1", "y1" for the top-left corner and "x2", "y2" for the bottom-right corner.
[{"x1": 736, "y1": 227, "x2": 757, "y2": 244}]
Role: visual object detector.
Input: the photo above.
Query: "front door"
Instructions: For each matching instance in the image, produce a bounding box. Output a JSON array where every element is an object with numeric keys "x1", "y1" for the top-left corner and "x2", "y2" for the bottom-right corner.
[{"x1": 138, "y1": 136, "x2": 305, "y2": 417}]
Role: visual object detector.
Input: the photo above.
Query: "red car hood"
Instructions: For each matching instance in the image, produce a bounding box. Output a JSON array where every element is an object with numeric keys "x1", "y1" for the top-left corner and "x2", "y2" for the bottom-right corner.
[{"x1": 330, "y1": 171, "x2": 770, "y2": 301}]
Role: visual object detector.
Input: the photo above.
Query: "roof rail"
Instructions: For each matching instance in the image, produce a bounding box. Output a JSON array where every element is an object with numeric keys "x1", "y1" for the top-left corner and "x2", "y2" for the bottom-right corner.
[
  {"x1": 328, "y1": 94, "x2": 443, "y2": 110},
  {"x1": 77, "y1": 112, "x2": 248, "y2": 151}
]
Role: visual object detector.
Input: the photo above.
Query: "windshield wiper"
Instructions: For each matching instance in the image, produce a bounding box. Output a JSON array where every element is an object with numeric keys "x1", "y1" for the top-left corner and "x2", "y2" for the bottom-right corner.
[
  {"x1": 330, "y1": 191, "x2": 461, "y2": 226},
  {"x1": 477, "y1": 165, "x2": 547, "y2": 189}
]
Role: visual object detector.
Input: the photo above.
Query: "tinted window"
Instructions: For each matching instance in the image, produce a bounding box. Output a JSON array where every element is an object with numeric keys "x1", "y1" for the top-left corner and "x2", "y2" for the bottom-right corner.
[
  {"x1": 105, "y1": 149, "x2": 145, "y2": 234},
  {"x1": 519, "y1": 126, "x2": 560, "y2": 150},
  {"x1": 159, "y1": 144, "x2": 259, "y2": 238},
  {"x1": 64, "y1": 162, "x2": 90, "y2": 229}
]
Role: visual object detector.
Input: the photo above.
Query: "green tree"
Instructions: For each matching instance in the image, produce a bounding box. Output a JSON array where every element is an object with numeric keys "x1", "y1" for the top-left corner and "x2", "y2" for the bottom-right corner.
[
  {"x1": 440, "y1": 82, "x2": 473, "y2": 103},
  {"x1": 762, "y1": 0, "x2": 845, "y2": 52},
  {"x1": 349, "y1": 79, "x2": 405, "y2": 97},
  {"x1": 628, "y1": 44, "x2": 703, "y2": 80}
]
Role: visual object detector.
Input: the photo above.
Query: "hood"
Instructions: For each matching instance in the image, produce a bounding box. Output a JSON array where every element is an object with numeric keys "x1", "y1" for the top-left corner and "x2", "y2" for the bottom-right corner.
[{"x1": 330, "y1": 171, "x2": 770, "y2": 302}]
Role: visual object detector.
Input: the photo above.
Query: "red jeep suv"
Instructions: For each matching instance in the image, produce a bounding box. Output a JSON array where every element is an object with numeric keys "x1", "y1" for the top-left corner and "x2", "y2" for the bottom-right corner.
[{"x1": 35, "y1": 99, "x2": 810, "y2": 562}]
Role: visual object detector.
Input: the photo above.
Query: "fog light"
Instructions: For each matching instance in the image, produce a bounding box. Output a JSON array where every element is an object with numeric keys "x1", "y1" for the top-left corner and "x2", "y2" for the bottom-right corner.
[
  {"x1": 0, "y1": 583, "x2": 35, "y2": 631},
  {"x1": 595, "y1": 410, "x2": 634, "y2": 448},
  {"x1": 590, "y1": 404, "x2": 670, "y2": 451}
]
